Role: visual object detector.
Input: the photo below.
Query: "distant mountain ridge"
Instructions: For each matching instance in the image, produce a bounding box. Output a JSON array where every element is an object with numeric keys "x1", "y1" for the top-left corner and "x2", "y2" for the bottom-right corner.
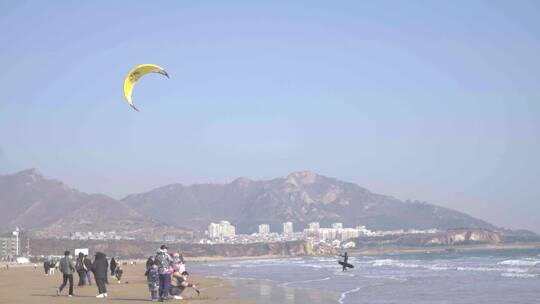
[
  {"x1": 0, "y1": 169, "x2": 496, "y2": 236},
  {"x1": 122, "y1": 171, "x2": 496, "y2": 233},
  {"x1": 0, "y1": 169, "x2": 188, "y2": 238}
]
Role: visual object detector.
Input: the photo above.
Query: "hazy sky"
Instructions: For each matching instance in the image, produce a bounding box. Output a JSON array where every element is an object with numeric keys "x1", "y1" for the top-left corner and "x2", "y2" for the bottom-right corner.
[{"x1": 0, "y1": 1, "x2": 539, "y2": 232}]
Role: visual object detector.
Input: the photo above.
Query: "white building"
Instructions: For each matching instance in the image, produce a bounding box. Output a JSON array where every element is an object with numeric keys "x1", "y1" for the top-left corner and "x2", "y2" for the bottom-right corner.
[
  {"x1": 208, "y1": 221, "x2": 236, "y2": 239},
  {"x1": 258, "y1": 224, "x2": 270, "y2": 235},
  {"x1": 0, "y1": 236, "x2": 18, "y2": 259},
  {"x1": 332, "y1": 223, "x2": 343, "y2": 229},
  {"x1": 282, "y1": 222, "x2": 294, "y2": 235},
  {"x1": 308, "y1": 222, "x2": 320, "y2": 230},
  {"x1": 338, "y1": 228, "x2": 360, "y2": 241}
]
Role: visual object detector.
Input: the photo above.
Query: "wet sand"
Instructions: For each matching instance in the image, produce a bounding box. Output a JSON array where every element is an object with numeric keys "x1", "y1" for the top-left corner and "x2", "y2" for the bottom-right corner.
[{"x1": 0, "y1": 264, "x2": 254, "y2": 304}]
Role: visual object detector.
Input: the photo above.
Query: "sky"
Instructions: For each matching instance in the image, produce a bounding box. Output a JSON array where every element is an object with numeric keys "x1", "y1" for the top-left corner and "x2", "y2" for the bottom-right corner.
[{"x1": 0, "y1": 1, "x2": 539, "y2": 232}]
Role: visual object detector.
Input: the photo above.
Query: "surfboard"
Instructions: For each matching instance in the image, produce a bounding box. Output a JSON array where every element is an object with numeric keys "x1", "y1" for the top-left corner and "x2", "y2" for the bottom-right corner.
[{"x1": 338, "y1": 261, "x2": 354, "y2": 268}]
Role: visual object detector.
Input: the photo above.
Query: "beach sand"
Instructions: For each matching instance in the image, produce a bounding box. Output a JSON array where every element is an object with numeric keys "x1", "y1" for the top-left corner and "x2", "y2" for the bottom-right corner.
[{"x1": 0, "y1": 264, "x2": 254, "y2": 304}]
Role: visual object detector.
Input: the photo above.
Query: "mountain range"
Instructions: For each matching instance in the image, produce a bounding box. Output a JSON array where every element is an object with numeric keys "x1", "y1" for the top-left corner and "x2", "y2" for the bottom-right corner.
[{"x1": 0, "y1": 169, "x2": 498, "y2": 237}]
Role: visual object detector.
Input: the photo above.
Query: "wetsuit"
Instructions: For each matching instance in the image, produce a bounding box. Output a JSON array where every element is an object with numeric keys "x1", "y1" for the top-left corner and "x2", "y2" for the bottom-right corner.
[{"x1": 340, "y1": 253, "x2": 348, "y2": 271}]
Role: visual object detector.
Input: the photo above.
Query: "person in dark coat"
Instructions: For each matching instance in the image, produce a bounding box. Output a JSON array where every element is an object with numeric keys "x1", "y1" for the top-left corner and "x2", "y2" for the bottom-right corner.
[
  {"x1": 91, "y1": 252, "x2": 109, "y2": 298},
  {"x1": 44, "y1": 260, "x2": 50, "y2": 276},
  {"x1": 144, "y1": 256, "x2": 154, "y2": 276},
  {"x1": 339, "y1": 252, "x2": 349, "y2": 271},
  {"x1": 110, "y1": 257, "x2": 117, "y2": 277}
]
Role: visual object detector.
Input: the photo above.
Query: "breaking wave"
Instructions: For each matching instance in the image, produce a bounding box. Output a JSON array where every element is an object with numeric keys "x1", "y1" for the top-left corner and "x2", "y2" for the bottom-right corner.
[{"x1": 498, "y1": 259, "x2": 540, "y2": 267}]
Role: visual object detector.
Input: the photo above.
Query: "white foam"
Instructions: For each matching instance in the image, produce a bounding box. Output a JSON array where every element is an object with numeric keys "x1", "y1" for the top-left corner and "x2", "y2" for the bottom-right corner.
[
  {"x1": 372, "y1": 259, "x2": 394, "y2": 266},
  {"x1": 371, "y1": 259, "x2": 421, "y2": 268},
  {"x1": 338, "y1": 287, "x2": 362, "y2": 304},
  {"x1": 498, "y1": 259, "x2": 540, "y2": 267},
  {"x1": 501, "y1": 273, "x2": 538, "y2": 278},
  {"x1": 279, "y1": 276, "x2": 331, "y2": 287},
  {"x1": 428, "y1": 264, "x2": 454, "y2": 271},
  {"x1": 363, "y1": 274, "x2": 408, "y2": 282}
]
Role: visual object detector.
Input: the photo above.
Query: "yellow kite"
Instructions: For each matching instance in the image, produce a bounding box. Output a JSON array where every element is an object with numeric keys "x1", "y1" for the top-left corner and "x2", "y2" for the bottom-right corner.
[{"x1": 123, "y1": 64, "x2": 169, "y2": 111}]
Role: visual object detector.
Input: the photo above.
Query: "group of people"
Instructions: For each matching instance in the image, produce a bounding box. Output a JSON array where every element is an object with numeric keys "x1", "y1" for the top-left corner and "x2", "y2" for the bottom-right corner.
[
  {"x1": 55, "y1": 250, "x2": 116, "y2": 298},
  {"x1": 53, "y1": 245, "x2": 197, "y2": 301},
  {"x1": 146, "y1": 245, "x2": 198, "y2": 302}
]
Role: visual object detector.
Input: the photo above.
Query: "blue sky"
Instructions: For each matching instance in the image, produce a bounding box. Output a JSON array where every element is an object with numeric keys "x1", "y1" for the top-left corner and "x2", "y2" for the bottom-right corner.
[{"x1": 0, "y1": 1, "x2": 539, "y2": 232}]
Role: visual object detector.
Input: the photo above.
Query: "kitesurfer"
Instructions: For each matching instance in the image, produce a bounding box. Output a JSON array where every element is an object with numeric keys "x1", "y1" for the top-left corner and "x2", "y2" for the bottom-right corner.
[{"x1": 339, "y1": 252, "x2": 349, "y2": 271}]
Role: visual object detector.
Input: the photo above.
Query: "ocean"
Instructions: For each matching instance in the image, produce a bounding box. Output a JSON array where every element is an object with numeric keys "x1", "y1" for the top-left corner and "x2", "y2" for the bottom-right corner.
[{"x1": 191, "y1": 248, "x2": 540, "y2": 304}]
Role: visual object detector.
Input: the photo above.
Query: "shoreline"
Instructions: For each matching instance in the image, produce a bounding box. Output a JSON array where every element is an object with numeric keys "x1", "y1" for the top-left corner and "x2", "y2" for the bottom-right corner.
[
  {"x1": 3, "y1": 242, "x2": 539, "y2": 267},
  {"x1": 3, "y1": 242, "x2": 540, "y2": 267}
]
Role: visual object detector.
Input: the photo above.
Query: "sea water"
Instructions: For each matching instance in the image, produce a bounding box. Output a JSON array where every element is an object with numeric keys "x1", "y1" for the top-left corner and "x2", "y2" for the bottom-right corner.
[{"x1": 191, "y1": 248, "x2": 540, "y2": 304}]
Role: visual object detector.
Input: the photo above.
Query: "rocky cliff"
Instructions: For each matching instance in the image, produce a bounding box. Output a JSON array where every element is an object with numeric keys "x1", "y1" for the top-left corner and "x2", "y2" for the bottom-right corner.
[{"x1": 356, "y1": 228, "x2": 503, "y2": 247}]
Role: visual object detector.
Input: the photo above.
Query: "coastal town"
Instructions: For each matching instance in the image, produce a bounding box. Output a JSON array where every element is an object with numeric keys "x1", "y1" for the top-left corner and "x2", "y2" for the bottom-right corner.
[
  {"x1": 1, "y1": 222, "x2": 440, "y2": 261},
  {"x1": 201, "y1": 220, "x2": 439, "y2": 247}
]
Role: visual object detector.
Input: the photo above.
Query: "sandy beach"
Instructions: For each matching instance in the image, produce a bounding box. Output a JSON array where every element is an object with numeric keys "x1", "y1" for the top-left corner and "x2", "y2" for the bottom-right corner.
[{"x1": 0, "y1": 263, "x2": 254, "y2": 304}]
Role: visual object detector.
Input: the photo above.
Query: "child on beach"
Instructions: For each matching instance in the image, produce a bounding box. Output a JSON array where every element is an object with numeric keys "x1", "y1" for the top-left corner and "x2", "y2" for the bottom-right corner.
[
  {"x1": 114, "y1": 266, "x2": 123, "y2": 284},
  {"x1": 147, "y1": 264, "x2": 159, "y2": 302},
  {"x1": 172, "y1": 252, "x2": 186, "y2": 274}
]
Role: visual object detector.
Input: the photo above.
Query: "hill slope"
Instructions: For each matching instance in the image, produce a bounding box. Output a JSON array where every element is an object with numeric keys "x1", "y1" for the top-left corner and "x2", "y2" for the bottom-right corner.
[
  {"x1": 0, "y1": 169, "x2": 188, "y2": 238},
  {"x1": 123, "y1": 171, "x2": 495, "y2": 233}
]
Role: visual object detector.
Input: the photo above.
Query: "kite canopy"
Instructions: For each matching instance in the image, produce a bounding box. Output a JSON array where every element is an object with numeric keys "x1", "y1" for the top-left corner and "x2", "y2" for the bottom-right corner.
[{"x1": 123, "y1": 64, "x2": 169, "y2": 111}]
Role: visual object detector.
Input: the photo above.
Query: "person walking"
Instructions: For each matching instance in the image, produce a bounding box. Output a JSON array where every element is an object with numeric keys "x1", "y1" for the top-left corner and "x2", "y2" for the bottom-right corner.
[
  {"x1": 155, "y1": 245, "x2": 173, "y2": 302},
  {"x1": 91, "y1": 252, "x2": 109, "y2": 298},
  {"x1": 56, "y1": 251, "x2": 75, "y2": 297},
  {"x1": 339, "y1": 252, "x2": 349, "y2": 272}
]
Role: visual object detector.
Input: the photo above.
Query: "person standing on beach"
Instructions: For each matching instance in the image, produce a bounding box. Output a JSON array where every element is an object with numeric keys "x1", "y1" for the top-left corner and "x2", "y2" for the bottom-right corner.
[
  {"x1": 84, "y1": 255, "x2": 93, "y2": 285},
  {"x1": 145, "y1": 256, "x2": 154, "y2": 276},
  {"x1": 147, "y1": 263, "x2": 160, "y2": 301},
  {"x1": 56, "y1": 251, "x2": 75, "y2": 297},
  {"x1": 155, "y1": 245, "x2": 173, "y2": 302},
  {"x1": 49, "y1": 260, "x2": 57, "y2": 275},
  {"x1": 110, "y1": 257, "x2": 117, "y2": 277},
  {"x1": 75, "y1": 252, "x2": 88, "y2": 286},
  {"x1": 43, "y1": 260, "x2": 50, "y2": 276},
  {"x1": 91, "y1": 252, "x2": 109, "y2": 298}
]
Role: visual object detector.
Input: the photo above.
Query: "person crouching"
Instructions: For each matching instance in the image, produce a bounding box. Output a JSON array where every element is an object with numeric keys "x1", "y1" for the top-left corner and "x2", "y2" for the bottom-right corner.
[{"x1": 170, "y1": 271, "x2": 199, "y2": 300}]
